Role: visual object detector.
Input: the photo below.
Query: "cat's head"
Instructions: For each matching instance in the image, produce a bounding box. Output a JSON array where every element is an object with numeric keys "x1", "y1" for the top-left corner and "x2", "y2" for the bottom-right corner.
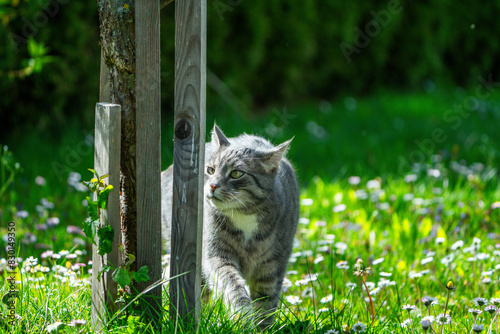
[{"x1": 205, "y1": 125, "x2": 293, "y2": 213}]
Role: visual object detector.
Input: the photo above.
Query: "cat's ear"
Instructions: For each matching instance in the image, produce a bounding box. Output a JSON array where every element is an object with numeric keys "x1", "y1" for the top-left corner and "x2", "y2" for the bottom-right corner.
[
  {"x1": 212, "y1": 124, "x2": 231, "y2": 149},
  {"x1": 261, "y1": 137, "x2": 294, "y2": 173}
]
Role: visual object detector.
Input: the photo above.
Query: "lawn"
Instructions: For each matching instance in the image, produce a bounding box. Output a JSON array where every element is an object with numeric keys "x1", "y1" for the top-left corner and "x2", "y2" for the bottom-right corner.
[{"x1": 1, "y1": 88, "x2": 499, "y2": 333}]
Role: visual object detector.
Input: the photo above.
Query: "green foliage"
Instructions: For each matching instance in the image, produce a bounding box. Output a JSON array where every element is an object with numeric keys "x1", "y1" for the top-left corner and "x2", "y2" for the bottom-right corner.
[
  {"x1": 132, "y1": 266, "x2": 150, "y2": 283},
  {"x1": 112, "y1": 266, "x2": 131, "y2": 287},
  {"x1": 0, "y1": 145, "x2": 20, "y2": 199},
  {"x1": 0, "y1": 0, "x2": 100, "y2": 139},
  {"x1": 126, "y1": 315, "x2": 141, "y2": 334},
  {"x1": 112, "y1": 249, "x2": 150, "y2": 288},
  {"x1": 97, "y1": 225, "x2": 114, "y2": 256},
  {"x1": 2, "y1": 1, "x2": 500, "y2": 139},
  {"x1": 82, "y1": 170, "x2": 113, "y2": 251}
]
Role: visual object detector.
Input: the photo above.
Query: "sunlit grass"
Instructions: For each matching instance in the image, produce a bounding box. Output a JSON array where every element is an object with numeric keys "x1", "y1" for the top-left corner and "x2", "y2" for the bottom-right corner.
[
  {"x1": 1, "y1": 156, "x2": 499, "y2": 333},
  {"x1": 1, "y1": 89, "x2": 500, "y2": 332}
]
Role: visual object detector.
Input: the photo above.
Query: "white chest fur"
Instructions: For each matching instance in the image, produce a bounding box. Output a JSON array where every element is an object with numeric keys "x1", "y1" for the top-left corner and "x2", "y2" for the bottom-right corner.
[{"x1": 225, "y1": 212, "x2": 259, "y2": 240}]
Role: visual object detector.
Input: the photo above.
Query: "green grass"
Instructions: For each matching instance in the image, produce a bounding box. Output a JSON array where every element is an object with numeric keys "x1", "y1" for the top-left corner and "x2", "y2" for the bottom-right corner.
[{"x1": 1, "y1": 88, "x2": 500, "y2": 333}]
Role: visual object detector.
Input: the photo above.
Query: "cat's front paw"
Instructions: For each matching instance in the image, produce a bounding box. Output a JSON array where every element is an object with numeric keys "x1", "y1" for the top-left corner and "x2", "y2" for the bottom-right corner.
[{"x1": 230, "y1": 303, "x2": 256, "y2": 327}]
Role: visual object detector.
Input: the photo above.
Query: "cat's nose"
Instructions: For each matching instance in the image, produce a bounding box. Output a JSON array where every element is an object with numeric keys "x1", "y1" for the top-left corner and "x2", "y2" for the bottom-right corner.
[{"x1": 210, "y1": 184, "x2": 218, "y2": 192}]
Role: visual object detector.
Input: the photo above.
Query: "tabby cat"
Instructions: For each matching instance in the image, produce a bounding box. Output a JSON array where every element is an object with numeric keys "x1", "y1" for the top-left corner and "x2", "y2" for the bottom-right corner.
[{"x1": 161, "y1": 125, "x2": 299, "y2": 327}]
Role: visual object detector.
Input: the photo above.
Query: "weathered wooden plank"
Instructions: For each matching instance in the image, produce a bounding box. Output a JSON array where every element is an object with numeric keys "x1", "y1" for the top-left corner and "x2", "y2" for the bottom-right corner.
[
  {"x1": 91, "y1": 103, "x2": 121, "y2": 330},
  {"x1": 99, "y1": 51, "x2": 110, "y2": 103},
  {"x1": 97, "y1": 0, "x2": 137, "y2": 281},
  {"x1": 171, "y1": 0, "x2": 207, "y2": 322},
  {"x1": 135, "y1": 0, "x2": 162, "y2": 319}
]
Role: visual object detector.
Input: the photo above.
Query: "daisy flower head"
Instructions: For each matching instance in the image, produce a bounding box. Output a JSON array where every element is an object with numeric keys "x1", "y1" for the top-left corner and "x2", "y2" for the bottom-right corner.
[
  {"x1": 68, "y1": 319, "x2": 86, "y2": 327},
  {"x1": 421, "y1": 318, "x2": 432, "y2": 331},
  {"x1": 422, "y1": 296, "x2": 438, "y2": 307},
  {"x1": 320, "y1": 294, "x2": 333, "y2": 304},
  {"x1": 325, "y1": 330, "x2": 340, "y2": 334},
  {"x1": 472, "y1": 324, "x2": 484, "y2": 333},
  {"x1": 436, "y1": 313, "x2": 451, "y2": 325},
  {"x1": 402, "y1": 304, "x2": 417, "y2": 312},
  {"x1": 484, "y1": 305, "x2": 497, "y2": 315},
  {"x1": 401, "y1": 319, "x2": 412, "y2": 328},
  {"x1": 351, "y1": 322, "x2": 367, "y2": 333},
  {"x1": 473, "y1": 297, "x2": 488, "y2": 307},
  {"x1": 336, "y1": 261, "x2": 350, "y2": 270},
  {"x1": 491, "y1": 298, "x2": 500, "y2": 306},
  {"x1": 285, "y1": 295, "x2": 302, "y2": 305},
  {"x1": 468, "y1": 308, "x2": 483, "y2": 316}
]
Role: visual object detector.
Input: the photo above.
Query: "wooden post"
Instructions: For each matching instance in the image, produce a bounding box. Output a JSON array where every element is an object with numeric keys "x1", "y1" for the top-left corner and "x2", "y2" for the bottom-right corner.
[
  {"x1": 91, "y1": 103, "x2": 121, "y2": 330},
  {"x1": 170, "y1": 0, "x2": 207, "y2": 322},
  {"x1": 135, "y1": 0, "x2": 162, "y2": 318},
  {"x1": 99, "y1": 51, "x2": 110, "y2": 103}
]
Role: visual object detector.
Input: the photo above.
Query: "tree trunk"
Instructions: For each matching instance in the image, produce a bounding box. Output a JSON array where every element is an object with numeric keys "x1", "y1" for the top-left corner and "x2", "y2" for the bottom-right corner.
[{"x1": 97, "y1": 0, "x2": 137, "y2": 273}]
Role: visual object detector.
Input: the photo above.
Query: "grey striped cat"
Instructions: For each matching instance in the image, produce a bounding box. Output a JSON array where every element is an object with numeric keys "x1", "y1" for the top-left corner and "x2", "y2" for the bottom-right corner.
[{"x1": 161, "y1": 125, "x2": 299, "y2": 327}]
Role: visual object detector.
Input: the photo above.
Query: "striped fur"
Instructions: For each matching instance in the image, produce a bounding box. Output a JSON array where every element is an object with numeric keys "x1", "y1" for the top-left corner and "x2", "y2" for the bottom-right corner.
[{"x1": 161, "y1": 125, "x2": 299, "y2": 327}]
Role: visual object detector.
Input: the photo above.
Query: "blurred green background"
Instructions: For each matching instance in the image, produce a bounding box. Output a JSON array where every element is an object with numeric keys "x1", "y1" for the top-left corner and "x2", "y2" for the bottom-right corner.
[{"x1": 1, "y1": 0, "x2": 500, "y2": 185}]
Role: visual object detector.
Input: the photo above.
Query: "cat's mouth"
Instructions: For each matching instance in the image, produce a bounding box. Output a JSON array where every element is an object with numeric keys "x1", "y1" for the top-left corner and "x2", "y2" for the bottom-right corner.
[{"x1": 206, "y1": 193, "x2": 223, "y2": 202}]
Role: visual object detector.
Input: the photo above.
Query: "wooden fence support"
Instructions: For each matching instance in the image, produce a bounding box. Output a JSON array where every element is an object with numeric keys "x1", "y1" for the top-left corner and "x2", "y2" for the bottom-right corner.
[
  {"x1": 91, "y1": 102, "x2": 121, "y2": 330},
  {"x1": 170, "y1": 0, "x2": 207, "y2": 323},
  {"x1": 135, "y1": 0, "x2": 163, "y2": 319}
]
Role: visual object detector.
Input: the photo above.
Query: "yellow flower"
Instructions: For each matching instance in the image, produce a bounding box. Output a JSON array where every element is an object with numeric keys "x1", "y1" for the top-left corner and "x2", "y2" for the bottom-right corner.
[
  {"x1": 446, "y1": 280, "x2": 456, "y2": 291},
  {"x1": 124, "y1": 3, "x2": 129, "y2": 10}
]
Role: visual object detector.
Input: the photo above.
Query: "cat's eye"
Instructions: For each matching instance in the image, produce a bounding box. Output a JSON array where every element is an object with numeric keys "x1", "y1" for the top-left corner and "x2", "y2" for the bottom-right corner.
[
  {"x1": 207, "y1": 167, "x2": 215, "y2": 175},
  {"x1": 230, "y1": 170, "x2": 245, "y2": 179}
]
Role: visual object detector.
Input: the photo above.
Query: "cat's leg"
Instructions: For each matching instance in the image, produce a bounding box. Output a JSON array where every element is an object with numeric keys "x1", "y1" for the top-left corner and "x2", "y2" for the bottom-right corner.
[
  {"x1": 249, "y1": 275, "x2": 283, "y2": 329},
  {"x1": 205, "y1": 256, "x2": 253, "y2": 318}
]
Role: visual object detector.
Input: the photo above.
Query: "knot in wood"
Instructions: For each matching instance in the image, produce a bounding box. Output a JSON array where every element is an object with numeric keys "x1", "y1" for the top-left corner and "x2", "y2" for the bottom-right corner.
[{"x1": 175, "y1": 119, "x2": 191, "y2": 140}]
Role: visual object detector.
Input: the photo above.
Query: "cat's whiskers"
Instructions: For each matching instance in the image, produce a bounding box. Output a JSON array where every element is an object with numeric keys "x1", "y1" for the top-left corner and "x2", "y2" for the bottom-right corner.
[{"x1": 229, "y1": 192, "x2": 257, "y2": 216}]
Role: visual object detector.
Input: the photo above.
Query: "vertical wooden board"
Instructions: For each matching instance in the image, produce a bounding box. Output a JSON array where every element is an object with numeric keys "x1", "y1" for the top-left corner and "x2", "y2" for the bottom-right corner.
[
  {"x1": 92, "y1": 103, "x2": 121, "y2": 329},
  {"x1": 135, "y1": 0, "x2": 162, "y2": 316},
  {"x1": 171, "y1": 0, "x2": 207, "y2": 321},
  {"x1": 99, "y1": 51, "x2": 110, "y2": 103}
]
